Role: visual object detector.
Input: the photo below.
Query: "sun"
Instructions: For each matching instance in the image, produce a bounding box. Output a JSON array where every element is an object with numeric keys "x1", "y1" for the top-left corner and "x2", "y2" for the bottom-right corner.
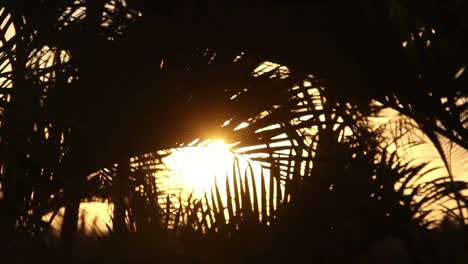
[{"x1": 163, "y1": 139, "x2": 235, "y2": 198}]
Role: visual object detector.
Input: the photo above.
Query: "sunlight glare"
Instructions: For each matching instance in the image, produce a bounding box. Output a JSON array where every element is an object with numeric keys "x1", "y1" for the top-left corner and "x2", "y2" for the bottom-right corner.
[{"x1": 163, "y1": 139, "x2": 235, "y2": 198}]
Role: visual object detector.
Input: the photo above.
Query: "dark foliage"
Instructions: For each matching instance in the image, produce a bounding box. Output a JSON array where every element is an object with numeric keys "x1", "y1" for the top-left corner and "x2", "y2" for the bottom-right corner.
[{"x1": 0, "y1": 1, "x2": 466, "y2": 263}]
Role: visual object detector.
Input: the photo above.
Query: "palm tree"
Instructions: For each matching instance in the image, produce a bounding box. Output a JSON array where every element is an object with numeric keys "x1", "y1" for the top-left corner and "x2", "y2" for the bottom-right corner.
[
  {"x1": 0, "y1": 3, "x2": 74, "y2": 243},
  {"x1": 0, "y1": 1, "x2": 466, "y2": 261}
]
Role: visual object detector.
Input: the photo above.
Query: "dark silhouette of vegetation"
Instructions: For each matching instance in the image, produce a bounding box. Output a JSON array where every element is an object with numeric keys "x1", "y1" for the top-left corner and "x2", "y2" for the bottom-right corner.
[{"x1": 0, "y1": 0, "x2": 466, "y2": 263}]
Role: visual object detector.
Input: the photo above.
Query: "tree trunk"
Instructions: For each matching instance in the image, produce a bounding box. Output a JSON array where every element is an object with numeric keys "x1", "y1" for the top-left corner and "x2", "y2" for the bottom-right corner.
[
  {"x1": 61, "y1": 183, "x2": 80, "y2": 251},
  {"x1": 113, "y1": 156, "x2": 130, "y2": 235}
]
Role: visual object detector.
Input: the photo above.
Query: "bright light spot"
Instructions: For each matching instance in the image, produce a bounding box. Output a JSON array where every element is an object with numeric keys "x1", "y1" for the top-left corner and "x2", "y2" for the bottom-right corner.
[
  {"x1": 233, "y1": 55, "x2": 242, "y2": 63},
  {"x1": 425, "y1": 40, "x2": 431, "y2": 47},
  {"x1": 163, "y1": 140, "x2": 235, "y2": 198},
  {"x1": 188, "y1": 138, "x2": 200, "y2": 146},
  {"x1": 454, "y1": 66, "x2": 465, "y2": 79},
  {"x1": 303, "y1": 80, "x2": 312, "y2": 87},
  {"x1": 222, "y1": 119, "x2": 231, "y2": 127},
  {"x1": 253, "y1": 61, "x2": 280, "y2": 76},
  {"x1": 234, "y1": 122, "x2": 250, "y2": 131},
  {"x1": 43, "y1": 202, "x2": 113, "y2": 237},
  {"x1": 253, "y1": 61, "x2": 290, "y2": 79},
  {"x1": 198, "y1": 139, "x2": 211, "y2": 147},
  {"x1": 255, "y1": 124, "x2": 280, "y2": 133},
  {"x1": 163, "y1": 139, "x2": 282, "y2": 222},
  {"x1": 44, "y1": 126, "x2": 50, "y2": 140}
]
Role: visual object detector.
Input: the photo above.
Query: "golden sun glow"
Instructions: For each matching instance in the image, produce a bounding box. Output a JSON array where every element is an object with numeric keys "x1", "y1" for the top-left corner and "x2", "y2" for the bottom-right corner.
[{"x1": 163, "y1": 139, "x2": 236, "y2": 198}]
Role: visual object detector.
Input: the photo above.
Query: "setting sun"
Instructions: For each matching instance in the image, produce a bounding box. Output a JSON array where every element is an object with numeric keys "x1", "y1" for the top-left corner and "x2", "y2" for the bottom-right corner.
[
  {"x1": 163, "y1": 139, "x2": 236, "y2": 198},
  {"x1": 2, "y1": 3, "x2": 467, "y2": 262}
]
